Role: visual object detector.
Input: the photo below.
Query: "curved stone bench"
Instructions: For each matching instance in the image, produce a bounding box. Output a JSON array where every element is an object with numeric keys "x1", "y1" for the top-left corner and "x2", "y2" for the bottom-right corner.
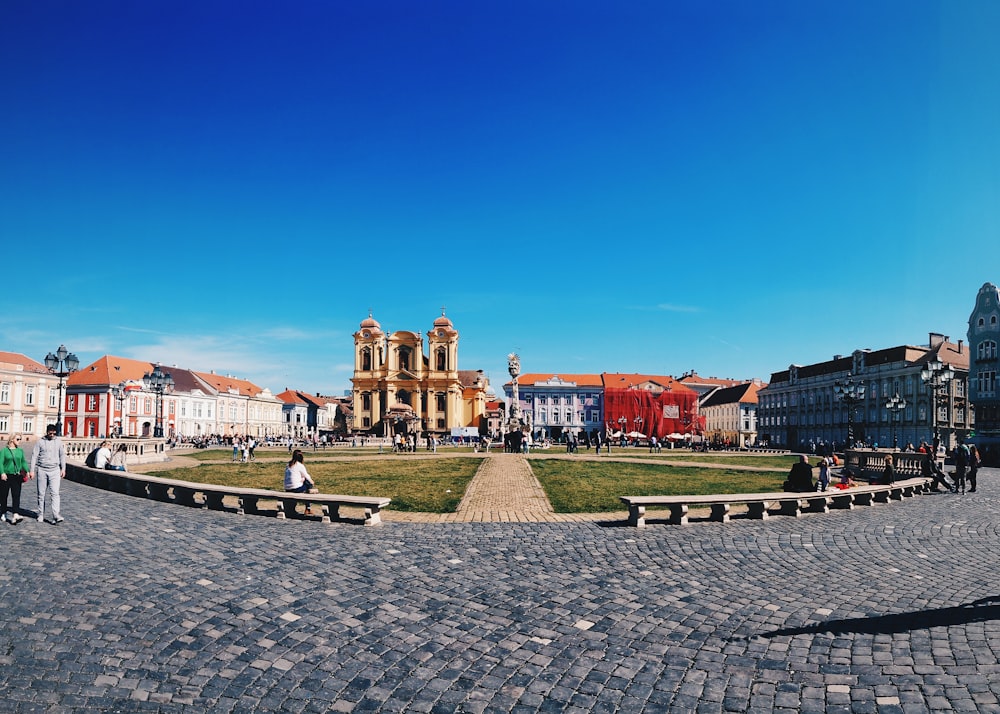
[
  {"x1": 66, "y1": 463, "x2": 391, "y2": 526},
  {"x1": 621, "y1": 476, "x2": 934, "y2": 526}
]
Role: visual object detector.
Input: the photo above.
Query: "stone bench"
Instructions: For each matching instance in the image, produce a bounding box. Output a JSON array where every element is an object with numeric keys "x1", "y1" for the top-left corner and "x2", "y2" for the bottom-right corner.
[
  {"x1": 67, "y1": 464, "x2": 391, "y2": 526},
  {"x1": 620, "y1": 477, "x2": 934, "y2": 527}
]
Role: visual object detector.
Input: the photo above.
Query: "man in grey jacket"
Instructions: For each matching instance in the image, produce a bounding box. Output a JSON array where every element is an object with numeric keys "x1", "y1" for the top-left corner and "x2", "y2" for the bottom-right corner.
[{"x1": 32, "y1": 424, "x2": 66, "y2": 524}]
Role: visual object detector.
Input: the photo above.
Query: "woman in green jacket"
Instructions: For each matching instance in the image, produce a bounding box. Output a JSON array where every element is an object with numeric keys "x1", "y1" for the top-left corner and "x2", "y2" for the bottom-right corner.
[{"x1": 0, "y1": 434, "x2": 32, "y2": 524}]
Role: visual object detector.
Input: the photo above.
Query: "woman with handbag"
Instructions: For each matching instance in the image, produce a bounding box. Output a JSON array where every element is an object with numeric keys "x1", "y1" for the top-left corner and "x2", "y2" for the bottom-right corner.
[{"x1": 0, "y1": 434, "x2": 32, "y2": 524}]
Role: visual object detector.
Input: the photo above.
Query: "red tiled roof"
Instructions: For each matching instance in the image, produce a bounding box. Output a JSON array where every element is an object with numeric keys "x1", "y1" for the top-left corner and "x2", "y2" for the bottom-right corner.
[
  {"x1": 677, "y1": 372, "x2": 747, "y2": 388},
  {"x1": 601, "y1": 373, "x2": 695, "y2": 394},
  {"x1": 192, "y1": 370, "x2": 264, "y2": 397},
  {"x1": 0, "y1": 351, "x2": 50, "y2": 374},
  {"x1": 67, "y1": 355, "x2": 157, "y2": 386}
]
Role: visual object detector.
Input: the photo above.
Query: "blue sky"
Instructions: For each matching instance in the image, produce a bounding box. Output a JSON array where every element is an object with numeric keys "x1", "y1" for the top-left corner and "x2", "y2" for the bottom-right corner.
[{"x1": 2, "y1": 1, "x2": 998, "y2": 397}]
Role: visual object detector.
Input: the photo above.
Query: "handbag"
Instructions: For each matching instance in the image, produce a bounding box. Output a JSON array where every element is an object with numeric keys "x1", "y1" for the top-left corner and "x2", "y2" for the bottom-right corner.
[{"x1": 20, "y1": 469, "x2": 28, "y2": 483}]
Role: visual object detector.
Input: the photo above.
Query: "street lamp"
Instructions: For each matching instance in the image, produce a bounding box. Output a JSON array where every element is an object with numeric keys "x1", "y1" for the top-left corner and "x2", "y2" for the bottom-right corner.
[
  {"x1": 833, "y1": 378, "x2": 866, "y2": 448},
  {"x1": 617, "y1": 415, "x2": 627, "y2": 442},
  {"x1": 883, "y1": 392, "x2": 907, "y2": 451},
  {"x1": 920, "y1": 358, "x2": 955, "y2": 452},
  {"x1": 44, "y1": 345, "x2": 79, "y2": 436},
  {"x1": 110, "y1": 381, "x2": 129, "y2": 437},
  {"x1": 143, "y1": 364, "x2": 174, "y2": 438},
  {"x1": 633, "y1": 415, "x2": 644, "y2": 437}
]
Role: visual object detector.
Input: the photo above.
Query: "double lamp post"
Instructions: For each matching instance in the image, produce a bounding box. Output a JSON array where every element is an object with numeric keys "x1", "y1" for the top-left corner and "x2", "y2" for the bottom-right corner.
[
  {"x1": 44, "y1": 345, "x2": 79, "y2": 436},
  {"x1": 143, "y1": 364, "x2": 174, "y2": 438}
]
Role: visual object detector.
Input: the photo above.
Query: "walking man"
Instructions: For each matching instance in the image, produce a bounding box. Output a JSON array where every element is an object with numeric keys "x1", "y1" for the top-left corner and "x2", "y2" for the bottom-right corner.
[{"x1": 33, "y1": 424, "x2": 66, "y2": 524}]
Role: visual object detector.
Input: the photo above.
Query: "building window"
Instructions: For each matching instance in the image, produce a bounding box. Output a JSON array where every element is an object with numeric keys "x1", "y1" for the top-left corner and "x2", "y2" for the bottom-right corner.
[
  {"x1": 979, "y1": 340, "x2": 998, "y2": 360},
  {"x1": 979, "y1": 370, "x2": 997, "y2": 397},
  {"x1": 68, "y1": 395, "x2": 76, "y2": 410},
  {"x1": 0, "y1": 416, "x2": 7, "y2": 432},
  {"x1": 361, "y1": 348, "x2": 372, "y2": 371},
  {"x1": 87, "y1": 394, "x2": 97, "y2": 410},
  {"x1": 362, "y1": 393, "x2": 372, "y2": 410},
  {"x1": 22, "y1": 418, "x2": 32, "y2": 433},
  {"x1": 436, "y1": 393, "x2": 446, "y2": 411},
  {"x1": 0, "y1": 383, "x2": 9, "y2": 404},
  {"x1": 25, "y1": 386, "x2": 35, "y2": 406}
]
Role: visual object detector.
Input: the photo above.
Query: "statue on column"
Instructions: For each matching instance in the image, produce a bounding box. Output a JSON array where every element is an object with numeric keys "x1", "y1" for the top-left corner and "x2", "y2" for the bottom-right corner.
[{"x1": 507, "y1": 353, "x2": 522, "y2": 429}]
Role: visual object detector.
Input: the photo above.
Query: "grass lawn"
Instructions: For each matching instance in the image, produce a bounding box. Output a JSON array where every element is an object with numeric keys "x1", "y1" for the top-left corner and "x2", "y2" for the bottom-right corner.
[
  {"x1": 605, "y1": 452, "x2": 803, "y2": 469},
  {"x1": 150, "y1": 457, "x2": 480, "y2": 513},
  {"x1": 151, "y1": 450, "x2": 795, "y2": 514},
  {"x1": 183, "y1": 446, "x2": 483, "y2": 461},
  {"x1": 529, "y1": 458, "x2": 788, "y2": 512}
]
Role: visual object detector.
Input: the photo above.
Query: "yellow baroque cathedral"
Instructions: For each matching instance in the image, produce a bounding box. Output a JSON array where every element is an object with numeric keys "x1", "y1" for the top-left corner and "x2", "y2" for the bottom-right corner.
[{"x1": 350, "y1": 311, "x2": 490, "y2": 437}]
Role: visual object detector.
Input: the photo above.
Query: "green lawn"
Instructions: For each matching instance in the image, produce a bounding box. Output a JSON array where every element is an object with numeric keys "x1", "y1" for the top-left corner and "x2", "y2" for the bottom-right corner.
[
  {"x1": 183, "y1": 446, "x2": 483, "y2": 461},
  {"x1": 150, "y1": 457, "x2": 480, "y2": 513},
  {"x1": 529, "y1": 458, "x2": 788, "y2": 512},
  {"x1": 603, "y1": 452, "x2": 802, "y2": 469},
  {"x1": 153, "y1": 451, "x2": 792, "y2": 514}
]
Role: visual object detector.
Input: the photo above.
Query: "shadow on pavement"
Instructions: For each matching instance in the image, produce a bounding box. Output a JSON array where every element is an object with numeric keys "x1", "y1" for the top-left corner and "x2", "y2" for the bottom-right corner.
[{"x1": 757, "y1": 595, "x2": 1000, "y2": 639}]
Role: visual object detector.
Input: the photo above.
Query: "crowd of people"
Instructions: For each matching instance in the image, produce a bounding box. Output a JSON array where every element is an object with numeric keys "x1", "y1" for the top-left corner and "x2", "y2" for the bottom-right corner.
[{"x1": 783, "y1": 440, "x2": 982, "y2": 494}]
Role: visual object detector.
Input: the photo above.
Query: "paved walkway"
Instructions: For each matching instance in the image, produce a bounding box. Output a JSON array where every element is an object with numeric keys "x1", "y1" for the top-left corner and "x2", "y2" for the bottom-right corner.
[
  {"x1": 15, "y1": 459, "x2": 999, "y2": 712},
  {"x1": 390, "y1": 454, "x2": 606, "y2": 523}
]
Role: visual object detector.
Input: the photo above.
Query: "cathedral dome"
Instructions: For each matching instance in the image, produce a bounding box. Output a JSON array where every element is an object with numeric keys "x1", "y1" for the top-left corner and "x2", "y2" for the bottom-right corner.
[
  {"x1": 360, "y1": 313, "x2": 382, "y2": 333},
  {"x1": 433, "y1": 311, "x2": 453, "y2": 329}
]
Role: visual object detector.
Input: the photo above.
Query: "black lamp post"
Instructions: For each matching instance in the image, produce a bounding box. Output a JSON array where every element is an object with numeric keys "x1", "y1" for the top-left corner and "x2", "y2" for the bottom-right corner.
[
  {"x1": 617, "y1": 415, "x2": 627, "y2": 443},
  {"x1": 633, "y1": 415, "x2": 643, "y2": 438},
  {"x1": 44, "y1": 344, "x2": 79, "y2": 436},
  {"x1": 110, "y1": 381, "x2": 129, "y2": 437},
  {"x1": 920, "y1": 358, "x2": 955, "y2": 451},
  {"x1": 834, "y1": 378, "x2": 866, "y2": 448},
  {"x1": 884, "y1": 392, "x2": 907, "y2": 451},
  {"x1": 143, "y1": 365, "x2": 174, "y2": 438}
]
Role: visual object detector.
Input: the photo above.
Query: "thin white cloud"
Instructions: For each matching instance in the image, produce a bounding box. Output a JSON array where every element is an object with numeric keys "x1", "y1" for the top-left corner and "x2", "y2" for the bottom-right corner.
[
  {"x1": 624, "y1": 303, "x2": 703, "y2": 313},
  {"x1": 710, "y1": 336, "x2": 742, "y2": 351},
  {"x1": 655, "y1": 303, "x2": 701, "y2": 313}
]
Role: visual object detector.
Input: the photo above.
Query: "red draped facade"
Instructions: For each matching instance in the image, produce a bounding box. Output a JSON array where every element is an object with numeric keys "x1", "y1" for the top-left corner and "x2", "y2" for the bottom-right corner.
[{"x1": 603, "y1": 387, "x2": 704, "y2": 439}]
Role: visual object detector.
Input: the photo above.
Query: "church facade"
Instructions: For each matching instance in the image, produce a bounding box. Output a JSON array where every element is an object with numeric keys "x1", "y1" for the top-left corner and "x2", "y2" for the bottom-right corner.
[{"x1": 350, "y1": 312, "x2": 490, "y2": 437}]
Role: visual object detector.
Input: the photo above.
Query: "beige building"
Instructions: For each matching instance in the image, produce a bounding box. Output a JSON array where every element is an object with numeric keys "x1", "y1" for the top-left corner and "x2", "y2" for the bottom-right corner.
[
  {"x1": 350, "y1": 311, "x2": 490, "y2": 436},
  {"x1": 0, "y1": 351, "x2": 60, "y2": 439},
  {"x1": 700, "y1": 381, "x2": 763, "y2": 448}
]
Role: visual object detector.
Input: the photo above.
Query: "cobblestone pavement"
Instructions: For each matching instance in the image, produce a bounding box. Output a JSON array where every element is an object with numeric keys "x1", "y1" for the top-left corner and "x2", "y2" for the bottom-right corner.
[{"x1": 3, "y1": 465, "x2": 1000, "y2": 712}]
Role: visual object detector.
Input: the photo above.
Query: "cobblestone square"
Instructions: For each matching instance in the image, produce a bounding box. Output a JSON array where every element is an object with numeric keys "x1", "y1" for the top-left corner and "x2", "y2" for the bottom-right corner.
[{"x1": 1, "y1": 460, "x2": 999, "y2": 712}]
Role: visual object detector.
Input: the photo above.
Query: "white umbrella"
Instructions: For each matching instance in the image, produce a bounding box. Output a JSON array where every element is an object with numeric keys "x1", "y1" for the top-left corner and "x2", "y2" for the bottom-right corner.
[
  {"x1": 626, "y1": 431, "x2": 645, "y2": 438},
  {"x1": 666, "y1": 433, "x2": 684, "y2": 440}
]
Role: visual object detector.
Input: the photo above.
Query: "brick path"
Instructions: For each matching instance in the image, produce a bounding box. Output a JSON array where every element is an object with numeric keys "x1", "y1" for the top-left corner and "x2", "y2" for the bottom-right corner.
[
  {"x1": 26, "y1": 456, "x2": 995, "y2": 712},
  {"x1": 390, "y1": 453, "x2": 605, "y2": 523}
]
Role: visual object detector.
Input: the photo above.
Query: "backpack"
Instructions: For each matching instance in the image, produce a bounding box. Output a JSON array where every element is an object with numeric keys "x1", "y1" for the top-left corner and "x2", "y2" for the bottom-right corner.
[{"x1": 85, "y1": 448, "x2": 99, "y2": 468}]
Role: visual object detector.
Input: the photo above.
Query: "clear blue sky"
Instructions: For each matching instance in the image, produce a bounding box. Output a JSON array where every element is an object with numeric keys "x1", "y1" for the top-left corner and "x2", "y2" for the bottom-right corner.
[{"x1": 2, "y1": 2, "x2": 998, "y2": 396}]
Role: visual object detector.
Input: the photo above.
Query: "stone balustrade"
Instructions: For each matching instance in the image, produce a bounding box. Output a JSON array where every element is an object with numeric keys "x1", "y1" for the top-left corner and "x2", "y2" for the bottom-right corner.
[
  {"x1": 60, "y1": 438, "x2": 169, "y2": 463},
  {"x1": 842, "y1": 449, "x2": 930, "y2": 481}
]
